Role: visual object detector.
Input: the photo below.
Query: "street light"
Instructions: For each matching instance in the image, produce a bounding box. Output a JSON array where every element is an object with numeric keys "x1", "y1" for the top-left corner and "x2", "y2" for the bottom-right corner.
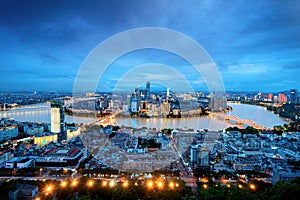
[
  {"x1": 123, "y1": 181, "x2": 129, "y2": 188},
  {"x1": 169, "y1": 182, "x2": 174, "y2": 189},
  {"x1": 147, "y1": 180, "x2": 153, "y2": 189},
  {"x1": 157, "y1": 181, "x2": 164, "y2": 189},
  {"x1": 249, "y1": 184, "x2": 256, "y2": 190},
  {"x1": 102, "y1": 181, "x2": 108, "y2": 187},
  {"x1": 61, "y1": 181, "x2": 67, "y2": 188},
  {"x1": 45, "y1": 185, "x2": 53, "y2": 193},
  {"x1": 88, "y1": 180, "x2": 94, "y2": 187},
  {"x1": 71, "y1": 180, "x2": 78, "y2": 187},
  {"x1": 109, "y1": 180, "x2": 115, "y2": 188}
]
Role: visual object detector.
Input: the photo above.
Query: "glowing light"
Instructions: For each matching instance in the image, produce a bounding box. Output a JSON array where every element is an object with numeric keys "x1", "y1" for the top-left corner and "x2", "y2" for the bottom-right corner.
[
  {"x1": 61, "y1": 181, "x2": 67, "y2": 187},
  {"x1": 88, "y1": 180, "x2": 94, "y2": 187},
  {"x1": 157, "y1": 181, "x2": 164, "y2": 189},
  {"x1": 203, "y1": 184, "x2": 208, "y2": 189},
  {"x1": 123, "y1": 181, "x2": 129, "y2": 188},
  {"x1": 71, "y1": 180, "x2": 78, "y2": 187},
  {"x1": 249, "y1": 184, "x2": 256, "y2": 190},
  {"x1": 147, "y1": 180, "x2": 153, "y2": 188},
  {"x1": 45, "y1": 185, "x2": 53, "y2": 193},
  {"x1": 169, "y1": 182, "x2": 174, "y2": 189},
  {"x1": 102, "y1": 181, "x2": 108, "y2": 187},
  {"x1": 35, "y1": 197, "x2": 40, "y2": 200},
  {"x1": 175, "y1": 183, "x2": 179, "y2": 187},
  {"x1": 238, "y1": 184, "x2": 243, "y2": 189},
  {"x1": 227, "y1": 184, "x2": 231, "y2": 188},
  {"x1": 134, "y1": 182, "x2": 138, "y2": 186},
  {"x1": 109, "y1": 180, "x2": 115, "y2": 188}
]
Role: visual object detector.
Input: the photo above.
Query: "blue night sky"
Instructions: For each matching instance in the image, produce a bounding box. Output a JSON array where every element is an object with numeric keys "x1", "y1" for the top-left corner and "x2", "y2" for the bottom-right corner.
[{"x1": 0, "y1": 0, "x2": 299, "y2": 92}]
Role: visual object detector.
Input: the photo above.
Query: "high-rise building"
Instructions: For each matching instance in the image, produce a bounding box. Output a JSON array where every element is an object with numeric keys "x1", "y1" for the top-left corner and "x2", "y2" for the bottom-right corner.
[
  {"x1": 290, "y1": 89, "x2": 298, "y2": 103},
  {"x1": 50, "y1": 100, "x2": 65, "y2": 141},
  {"x1": 268, "y1": 94, "x2": 273, "y2": 102},
  {"x1": 279, "y1": 93, "x2": 286, "y2": 103},
  {"x1": 199, "y1": 149, "x2": 210, "y2": 167},
  {"x1": 208, "y1": 92, "x2": 227, "y2": 112},
  {"x1": 190, "y1": 144, "x2": 199, "y2": 163},
  {"x1": 146, "y1": 82, "x2": 150, "y2": 100}
]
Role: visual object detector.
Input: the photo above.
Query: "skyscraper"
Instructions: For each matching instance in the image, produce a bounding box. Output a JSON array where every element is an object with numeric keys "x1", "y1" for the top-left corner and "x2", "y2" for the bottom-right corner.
[
  {"x1": 146, "y1": 82, "x2": 150, "y2": 100},
  {"x1": 290, "y1": 89, "x2": 298, "y2": 103},
  {"x1": 279, "y1": 93, "x2": 286, "y2": 103},
  {"x1": 50, "y1": 99, "x2": 65, "y2": 142}
]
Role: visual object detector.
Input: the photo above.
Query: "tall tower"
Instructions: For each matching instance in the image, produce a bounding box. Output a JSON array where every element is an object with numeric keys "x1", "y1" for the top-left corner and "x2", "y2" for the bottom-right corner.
[
  {"x1": 146, "y1": 82, "x2": 150, "y2": 100},
  {"x1": 50, "y1": 99, "x2": 65, "y2": 142}
]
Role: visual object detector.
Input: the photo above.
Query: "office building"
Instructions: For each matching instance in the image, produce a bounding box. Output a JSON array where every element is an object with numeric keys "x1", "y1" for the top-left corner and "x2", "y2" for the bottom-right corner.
[
  {"x1": 290, "y1": 89, "x2": 298, "y2": 103},
  {"x1": 146, "y1": 81, "x2": 150, "y2": 100},
  {"x1": 279, "y1": 93, "x2": 286, "y2": 103},
  {"x1": 190, "y1": 144, "x2": 199, "y2": 163},
  {"x1": 50, "y1": 99, "x2": 65, "y2": 142}
]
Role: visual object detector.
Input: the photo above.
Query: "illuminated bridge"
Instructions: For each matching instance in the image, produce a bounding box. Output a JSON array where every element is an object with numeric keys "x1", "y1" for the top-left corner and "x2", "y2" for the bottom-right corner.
[{"x1": 221, "y1": 115, "x2": 269, "y2": 130}]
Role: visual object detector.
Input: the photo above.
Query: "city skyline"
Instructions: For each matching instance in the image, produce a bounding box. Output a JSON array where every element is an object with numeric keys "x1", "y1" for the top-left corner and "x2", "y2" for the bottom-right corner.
[{"x1": 1, "y1": 0, "x2": 300, "y2": 92}]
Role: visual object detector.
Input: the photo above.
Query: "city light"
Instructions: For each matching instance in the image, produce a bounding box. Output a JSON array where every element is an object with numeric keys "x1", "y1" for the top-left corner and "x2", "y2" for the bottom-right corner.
[
  {"x1": 134, "y1": 182, "x2": 138, "y2": 186},
  {"x1": 61, "y1": 181, "x2": 67, "y2": 188},
  {"x1": 203, "y1": 184, "x2": 208, "y2": 189},
  {"x1": 227, "y1": 184, "x2": 231, "y2": 188},
  {"x1": 109, "y1": 180, "x2": 115, "y2": 188},
  {"x1": 238, "y1": 184, "x2": 243, "y2": 189},
  {"x1": 71, "y1": 180, "x2": 78, "y2": 187},
  {"x1": 147, "y1": 180, "x2": 153, "y2": 189},
  {"x1": 249, "y1": 184, "x2": 256, "y2": 190},
  {"x1": 88, "y1": 180, "x2": 94, "y2": 187},
  {"x1": 102, "y1": 181, "x2": 108, "y2": 187},
  {"x1": 169, "y1": 182, "x2": 174, "y2": 189},
  {"x1": 175, "y1": 183, "x2": 179, "y2": 187},
  {"x1": 45, "y1": 185, "x2": 53, "y2": 192},
  {"x1": 123, "y1": 181, "x2": 129, "y2": 188},
  {"x1": 157, "y1": 181, "x2": 164, "y2": 189}
]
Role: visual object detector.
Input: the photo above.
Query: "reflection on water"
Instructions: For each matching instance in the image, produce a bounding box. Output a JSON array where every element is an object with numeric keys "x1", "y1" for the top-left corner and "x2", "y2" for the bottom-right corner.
[{"x1": 0, "y1": 102, "x2": 287, "y2": 130}]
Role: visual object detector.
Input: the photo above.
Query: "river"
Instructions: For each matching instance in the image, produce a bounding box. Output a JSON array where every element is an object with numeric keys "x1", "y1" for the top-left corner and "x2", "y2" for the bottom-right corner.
[{"x1": 0, "y1": 102, "x2": 288, "y2": 131}]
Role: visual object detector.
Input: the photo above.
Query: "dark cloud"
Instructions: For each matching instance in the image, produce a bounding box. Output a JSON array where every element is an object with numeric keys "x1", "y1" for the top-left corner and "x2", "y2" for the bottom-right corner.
[{"x1": 0, "y1": 0, "x2": 299, "y2": 91}]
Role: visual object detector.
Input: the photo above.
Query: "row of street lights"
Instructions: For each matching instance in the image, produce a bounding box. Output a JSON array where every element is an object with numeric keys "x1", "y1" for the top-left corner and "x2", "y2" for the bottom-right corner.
[{"x1": 202, "y1": 183, "x2": 256, "y2": 190}]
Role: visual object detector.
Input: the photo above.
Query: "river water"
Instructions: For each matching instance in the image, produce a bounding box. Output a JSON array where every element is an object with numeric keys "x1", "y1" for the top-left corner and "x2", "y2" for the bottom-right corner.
[{"x1": 0, "y1": 102, "x2": 287, "y2": 131}]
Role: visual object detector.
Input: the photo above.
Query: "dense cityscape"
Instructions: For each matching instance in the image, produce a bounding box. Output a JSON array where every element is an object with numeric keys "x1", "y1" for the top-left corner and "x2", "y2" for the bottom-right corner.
[{"x1": 0, "y1": 87, "x2": 299, "y2": 199}]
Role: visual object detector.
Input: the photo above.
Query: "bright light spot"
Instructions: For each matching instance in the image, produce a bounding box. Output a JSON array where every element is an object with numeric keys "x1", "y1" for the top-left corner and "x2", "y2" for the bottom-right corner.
[
  {"x1": 203, "y1": 184, "x2": 208, "y2": 189},
  {"x1": 227, "y1": 184, "x2": 231, "y2": 188},
  {"x1": 45, "y1": 185, "x2": 52, "y2": 192},
  {"x1": 61, "y1": 181, "x2": 67, "y2": 187},
  {"x1": 169, "y1": 182, "x2": 174, "y2": 189},
  {"x1": 147, "y1": 180, "x2": 153, "y2": 188},
  {"x1": 102, "y1": 181, "x2": 108, "y2": 187},
  {"x1": 123, "y1": 181, "x2": 129, "y2": 188},
  {"x1": 72, "y1": 180, "x2": 78, "y2": 187},
  {"x1": 238, "y1": 184, "x2": 243, "y2": 189},
  {"x1": 157, "y1": 181, "x2": 163, "y2": 189},
  {"x1": 88, "y1": 180, "x2": 94, "y2": 187},
  {"x1": 134, "y1": 182, "x2": 138, "y2": 186},
  {"x1": 249, "y1": 184, "x2": 256, "y2": 190},
  {"x1": 109, "y1": 180, "x2": 115, "y2": 188},
  {"x1": 175, "y1": 183, "x2": 179, "y2": 187}
]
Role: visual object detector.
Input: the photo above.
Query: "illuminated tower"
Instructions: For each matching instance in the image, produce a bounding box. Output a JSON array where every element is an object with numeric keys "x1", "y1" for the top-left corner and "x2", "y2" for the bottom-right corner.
[
  {"x1": 146, "y1": 82, "x2": 150, "y2": 100},
  {"x1": 50, "y1": 99, "x2": 65, "y2": 142}
]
